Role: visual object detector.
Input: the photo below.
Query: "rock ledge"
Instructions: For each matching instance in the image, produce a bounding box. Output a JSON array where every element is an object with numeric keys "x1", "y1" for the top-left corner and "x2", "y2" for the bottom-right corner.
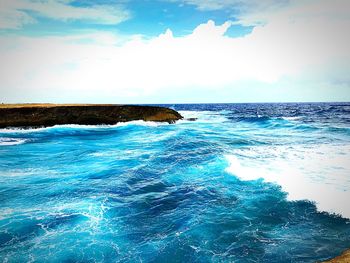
[
  {"x1": 0, "y1": 104, "x2": 183, "y2": 128},
  {"x1": 321, "y1": 249, "x2": 350, "y2": 263}
]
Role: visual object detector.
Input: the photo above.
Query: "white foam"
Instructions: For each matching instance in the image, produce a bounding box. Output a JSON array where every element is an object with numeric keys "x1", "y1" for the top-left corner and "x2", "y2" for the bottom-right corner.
[
  {"x1": 0, "y1": 138, "x2": 28, "y2": 146},
  {"x1": 0, "y1": 208, "x2": 14, "y2": 220},
  {"x1": 0, "y1": 168, "x2": 59, "y2": 177},
  {"x1": 46, "y1": 121, "x2": 166, "y2": 129},
  {"x1": 0, "y1": 121, "x2": 168, "y2": 134},
  {"x1": 0, "y1": 127, "x2": 49, "y2": 133},
  {"x1": 114, "y1": 120, "x2": 166, "y2": 127},
  {"x1": 225, "y1": 144, "x2": 350, "y2": 218},
  {"x1": 281, "y1": 116, "x2": 301, "y2": 121},
  {"x1": 178, "y1": 110, "x2": 228, "y2": 124}
]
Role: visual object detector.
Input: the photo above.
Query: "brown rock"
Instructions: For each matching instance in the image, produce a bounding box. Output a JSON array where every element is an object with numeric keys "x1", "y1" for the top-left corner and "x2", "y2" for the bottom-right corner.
[
  {"x1": 321, "y1": 249, "x2": 350, "y2": 263},
  {"x1": 0, "y1": 104, "x2": 183, "y2": 128}
]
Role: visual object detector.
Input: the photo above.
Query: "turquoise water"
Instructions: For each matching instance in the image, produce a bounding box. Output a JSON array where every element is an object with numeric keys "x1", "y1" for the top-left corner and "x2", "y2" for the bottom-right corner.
[{"x1": 1, "y1": 103, "x2": 350, "y2": 262}]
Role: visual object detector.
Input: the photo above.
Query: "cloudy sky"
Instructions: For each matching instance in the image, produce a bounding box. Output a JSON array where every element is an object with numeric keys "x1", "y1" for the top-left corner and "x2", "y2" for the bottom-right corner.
[{"x1": 0, "y1": 0, "x2": 349, "y2": 103}]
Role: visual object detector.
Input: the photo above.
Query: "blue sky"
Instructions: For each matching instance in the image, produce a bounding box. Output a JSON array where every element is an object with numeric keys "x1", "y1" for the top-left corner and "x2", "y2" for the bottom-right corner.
[
  {"x1": 1, "y1": 0, "x2": 252, "y2": 37},
  {"x1": 0, "y1": 0, "x2": 349, "y2": 103}
]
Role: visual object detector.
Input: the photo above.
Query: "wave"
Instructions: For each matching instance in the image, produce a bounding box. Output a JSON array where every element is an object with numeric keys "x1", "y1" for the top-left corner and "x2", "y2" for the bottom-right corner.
[
  {"x1": 0, "y1": 138, "x2": 28, "y2": 146},
  {"x1": 281, "y1": 116, "x2": 302, "y2": 121},
  {"x1": 227, "y1": 116, "x2": 302, "y2": 125},
  {"x1": 178, "y1": 110, "x2": 229, "y2": 124},
  {"x1": 236, "y1": 116, "x2": 272, "y2": 123},
  {"x1": 0, "y1": 127, "x2": 51, "y2": 134},
  {"x1": 225, "y1": 144, "x2": 350, "y2": 219},
  {"x1": 0, "y1": 121, "x2": 170, "y2": 134}
]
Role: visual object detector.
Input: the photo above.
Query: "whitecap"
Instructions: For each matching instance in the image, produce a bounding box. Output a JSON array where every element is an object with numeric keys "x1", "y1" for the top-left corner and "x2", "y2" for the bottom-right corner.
[
  {"x1": 114, "y1": 120, "x2": 167, "y2": 127},
  {"x1": 0, "y1": 121, "x2": 169, "y2": 134},
  {"x1": 281, "y1": 116, "x2": 301, "y2": 121},
  {"x1": 0, "y1": 138, "x2": 28, "y2": 146},
  {"x1": 0, "y1": 127, "x2": 49, "y2": 134},
  {"x1": 178, "y1": 110, "x2": 229, "y2": 124},
  {"x1": 225, "y1": 144, "x2": 350, "y2": 218},
  {"x1": 52, "y1": 121, "x2": 166, "y2": 129}
]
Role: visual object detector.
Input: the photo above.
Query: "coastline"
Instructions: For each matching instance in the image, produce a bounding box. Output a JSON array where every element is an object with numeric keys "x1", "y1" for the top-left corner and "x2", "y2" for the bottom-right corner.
[
  {"x1": 322, "y1": 249, "x2": 350, "y2": 263},
  {"x1": 0, "y1": 104, "x2": 183, "y2": 128}
]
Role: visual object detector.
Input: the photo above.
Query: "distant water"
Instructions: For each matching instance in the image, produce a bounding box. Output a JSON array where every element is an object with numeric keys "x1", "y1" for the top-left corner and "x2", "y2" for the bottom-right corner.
[{"x1": 0, "y1": 103, "x2": 350, "y2": 262}]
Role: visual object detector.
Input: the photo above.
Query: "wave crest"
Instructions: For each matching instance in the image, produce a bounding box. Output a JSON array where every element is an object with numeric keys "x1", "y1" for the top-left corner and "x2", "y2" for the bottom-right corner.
[
  {"x1": 0, "y1": 138, "x2": 28, "y2": 146},
  {"x1": 225, "y1": 144, "x2": 350, "y2": 218}
]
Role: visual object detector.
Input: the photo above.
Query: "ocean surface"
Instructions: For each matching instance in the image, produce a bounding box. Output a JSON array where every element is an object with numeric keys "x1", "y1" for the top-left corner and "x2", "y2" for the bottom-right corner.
[{"x1": 0, "y1": 102, "x2": 350, "y2": 262}]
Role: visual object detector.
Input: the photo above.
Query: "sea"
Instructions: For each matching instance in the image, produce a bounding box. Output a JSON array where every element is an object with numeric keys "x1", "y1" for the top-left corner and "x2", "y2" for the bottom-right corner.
[{"x1": 0, "y1": 102, "x2": 350, "y2": 262}]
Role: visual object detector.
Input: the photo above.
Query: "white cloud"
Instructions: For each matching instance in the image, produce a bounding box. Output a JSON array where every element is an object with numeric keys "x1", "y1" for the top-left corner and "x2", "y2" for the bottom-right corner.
[
  {"x1": 169, "y1": 0, "x2": 289, "y2": 24},
  {"x1": 171, "y1": 0, "x2": 350, "y2": 27},
  {"x1": 0, "y1": 3, "x2": 36, "y2": 29},
  {"x1": 172, "y1": 0, "x2": 287, "y2": 12},
  {"x1": 234, "y1": 0, "x2": 350, "y2": 27},
  {"x1": 0, "y1": 0, "x2": 349, "y2": 103},
  {"x1": 0, "y1": 0, "x2": 130, "y2": 29}
]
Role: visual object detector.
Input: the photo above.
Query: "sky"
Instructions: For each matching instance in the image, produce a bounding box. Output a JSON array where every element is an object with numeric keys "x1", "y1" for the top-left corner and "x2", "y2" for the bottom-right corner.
[{"x1": 0, "y1": 0, "x2": 349, "y2": 103}]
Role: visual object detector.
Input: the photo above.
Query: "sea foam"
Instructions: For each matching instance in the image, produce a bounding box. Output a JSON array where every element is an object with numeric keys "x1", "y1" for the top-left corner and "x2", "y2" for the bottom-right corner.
[
  {"x1": 0, "y1": 137, "x2": 28, "y2": 146},
  {"x1": 226, "y1": 144, "x2": 350, "y2": 218}
]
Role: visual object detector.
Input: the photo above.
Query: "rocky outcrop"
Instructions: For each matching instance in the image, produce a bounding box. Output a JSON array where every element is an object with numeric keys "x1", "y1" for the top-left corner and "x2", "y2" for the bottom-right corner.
[
  {"x1": 322, "y1": 249, "x2": 350, "y2": 263},
  {"x1": 0, "y1": 104, "x2": 183, "y2": 128}
]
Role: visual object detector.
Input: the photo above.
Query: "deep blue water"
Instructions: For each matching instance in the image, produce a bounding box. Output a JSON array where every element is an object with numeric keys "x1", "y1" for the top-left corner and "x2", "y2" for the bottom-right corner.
[{"x1": 0, "y1": 103, "x2": 350, "y2": 262}]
